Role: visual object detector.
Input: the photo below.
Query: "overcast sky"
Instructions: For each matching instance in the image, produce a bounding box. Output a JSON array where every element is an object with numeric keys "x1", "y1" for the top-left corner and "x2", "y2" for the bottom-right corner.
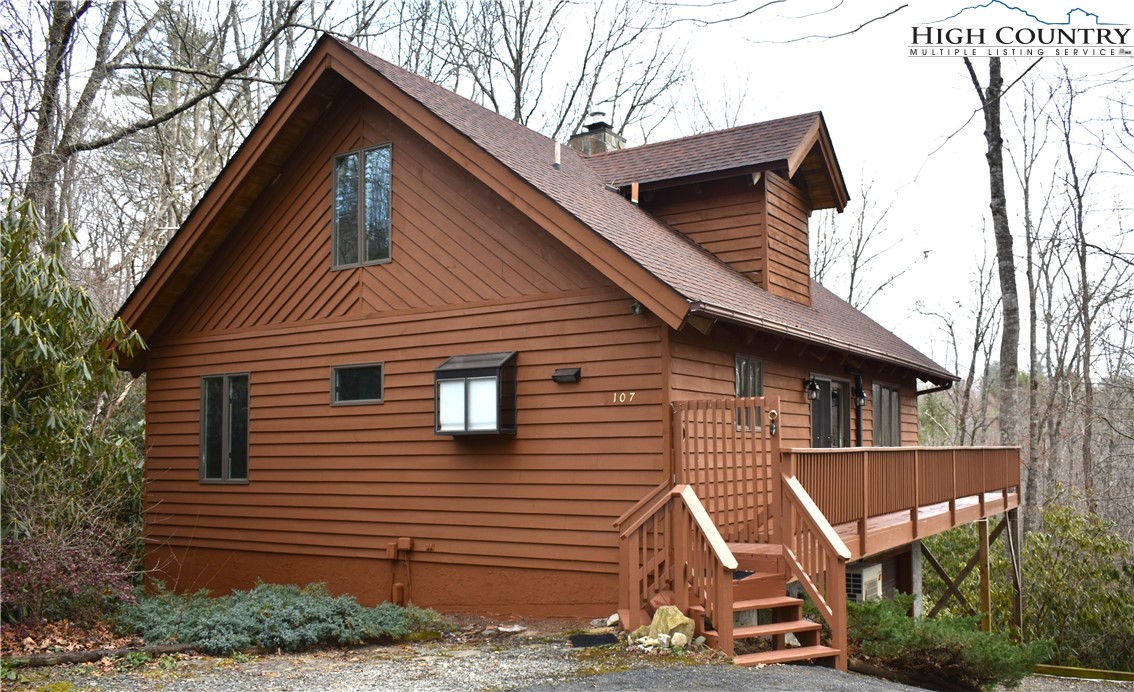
[{"x1": 641, "y1": 0, "x2": 1134, "y2": 373}]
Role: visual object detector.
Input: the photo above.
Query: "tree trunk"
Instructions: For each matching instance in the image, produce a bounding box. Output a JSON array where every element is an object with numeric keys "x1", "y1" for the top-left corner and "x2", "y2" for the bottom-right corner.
[{"x1": 965, "y1": 57, "x2": 1020, "y2": 447}]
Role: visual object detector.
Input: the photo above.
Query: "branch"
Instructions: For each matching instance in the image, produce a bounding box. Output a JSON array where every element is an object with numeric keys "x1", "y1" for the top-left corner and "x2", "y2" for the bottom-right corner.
[
  {"x1": 61, "y1": 1, "x2": 303, "y2": 157},
  {"x1": 761, "y1": 3, "x2": 908, "y2": 43}
]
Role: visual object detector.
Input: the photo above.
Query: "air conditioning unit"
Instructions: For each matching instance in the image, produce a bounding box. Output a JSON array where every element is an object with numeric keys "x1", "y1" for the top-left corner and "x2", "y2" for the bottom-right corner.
[{"x1": 846, "y1": 562, "x2": 883, "y2": 602}]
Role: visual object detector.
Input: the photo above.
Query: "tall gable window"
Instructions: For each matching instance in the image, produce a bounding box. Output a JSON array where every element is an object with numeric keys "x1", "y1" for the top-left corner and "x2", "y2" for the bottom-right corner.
[
  {"x1": 201, "y1": 373, "x2": 250, "y2": 482},
  {"x1": 333, "y1": 145, "x2": 392, "y2": 268}
]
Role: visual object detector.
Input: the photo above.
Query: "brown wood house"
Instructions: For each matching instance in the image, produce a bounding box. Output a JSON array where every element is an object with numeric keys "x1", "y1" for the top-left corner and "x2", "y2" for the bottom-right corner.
[{"x1": 116, "y1": 36, "x2": 1020, "y2": 669}]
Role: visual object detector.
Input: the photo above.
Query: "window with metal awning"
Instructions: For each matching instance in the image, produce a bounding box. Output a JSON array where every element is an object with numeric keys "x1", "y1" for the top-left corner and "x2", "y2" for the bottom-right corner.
[{"x1": 434, "y1": 351, "x2": 517, "y2": 435}]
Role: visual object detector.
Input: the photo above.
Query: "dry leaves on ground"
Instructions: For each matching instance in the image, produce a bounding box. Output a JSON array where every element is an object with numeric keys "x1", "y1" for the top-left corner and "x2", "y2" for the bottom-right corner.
[{"x1": 0, "y1": 620, "x2": 142, "y2": 657}]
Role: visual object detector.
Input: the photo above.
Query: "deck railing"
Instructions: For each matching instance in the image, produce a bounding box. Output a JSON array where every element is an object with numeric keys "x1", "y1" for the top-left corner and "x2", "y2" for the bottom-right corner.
[
  {"x1": 613, "y1": 484, "x2": 738, "y2": 651},
  {"x1": 784, "y1": 446, "x2": 1021, "y2": 555},
  {"x1": 672, "y1": 397, "x2": 773, "y2": 543}
]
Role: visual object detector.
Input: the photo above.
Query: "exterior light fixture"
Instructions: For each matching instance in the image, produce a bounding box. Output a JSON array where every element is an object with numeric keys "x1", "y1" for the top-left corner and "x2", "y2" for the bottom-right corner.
[
  {"x1": 804, "y1": 378, "x2": 821, "y2": 401},
  {"x1": 630, "y1": 301, "x2": 645, "y2": 316},
  {"x1": 551, "y1": 367, "x2": 582, "y2": 383},
  {"x1": 434, "y1": 351, "x2": 517, "y2": 435},
  {"x1": 855, "y1": 386, "x2": 867, "y2": 408}
]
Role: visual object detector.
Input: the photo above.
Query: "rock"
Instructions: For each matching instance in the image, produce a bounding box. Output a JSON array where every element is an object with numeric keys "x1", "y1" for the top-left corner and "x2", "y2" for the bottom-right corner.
[
  {"x1": 785, "y1": 632, "x2": 800, "y2": 647},
  {"x1": 639, "y1": 638, "x2": 659, "y2": 647},
  {"x1": 448, "y1": 649, "x2": 483, "y2": 659},
  {"x1": 589, "y1": 617, "x2": 608, "y2": 628},
  {"x1": 605, "y1": 613, "x2": 620, "y2": 627},
  {"x1": 497, "y1": 624, "x2": 526, "y2": 634},
  {"x1": 637, "y1": 605, "x2": 695, "y2": 644},
  {"x1": 480, "y1": 629, "x2": 498, "y2": 636},
  {"x1": 693, "y1": 635, "x2": 706, "y2": 647},
  {"x1": 671, "y1": 632, "x2": 688, "y2": 649},
  {"x1": 657, "y1": 633, "x2": 670, "y2": 647}
]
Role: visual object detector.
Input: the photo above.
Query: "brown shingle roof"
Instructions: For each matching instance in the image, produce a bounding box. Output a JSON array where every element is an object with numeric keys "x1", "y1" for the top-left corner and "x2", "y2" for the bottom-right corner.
[
  {"x1": 340, "y1": 39, "x2": 952, "y2": 383},
  {"x1": 585, "y1": 114, "x2": 820, "y2": 187}
]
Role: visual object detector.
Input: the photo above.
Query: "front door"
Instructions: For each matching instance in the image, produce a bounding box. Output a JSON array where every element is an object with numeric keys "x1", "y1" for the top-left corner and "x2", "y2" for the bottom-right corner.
[{"x1": 811, "y1": 376, "x2": 851, "y2": 448}]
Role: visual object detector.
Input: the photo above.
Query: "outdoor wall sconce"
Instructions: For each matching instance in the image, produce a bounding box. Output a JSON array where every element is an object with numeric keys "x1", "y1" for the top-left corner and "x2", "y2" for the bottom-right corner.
[
  {"x1": 854, "y1": 385, "x2": 867, "y2": 408},
  {"x1": 434, "y1": 351, "x2": 517, "y2": 435},
  {"x1": 804, "y1": 378, "x2": 821, "y2": 401},
  {"x1": 630, "y1": 301, "x2": 645, "y2": 316},
  {"x1": 551, "y1": 367, "x2": 582, "y2": 383}
]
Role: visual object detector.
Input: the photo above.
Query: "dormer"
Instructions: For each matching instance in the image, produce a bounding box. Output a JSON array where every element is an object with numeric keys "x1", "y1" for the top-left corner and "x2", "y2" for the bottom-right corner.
[{"x1": 583, "y1": 113, "x2": 848, "y2": 307}]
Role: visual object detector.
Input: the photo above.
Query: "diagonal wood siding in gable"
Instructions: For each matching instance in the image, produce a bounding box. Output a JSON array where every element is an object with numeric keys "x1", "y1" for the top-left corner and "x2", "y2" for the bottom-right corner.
[{"x1": 167, "y1": 87, "x2": 606, "y2": 337}]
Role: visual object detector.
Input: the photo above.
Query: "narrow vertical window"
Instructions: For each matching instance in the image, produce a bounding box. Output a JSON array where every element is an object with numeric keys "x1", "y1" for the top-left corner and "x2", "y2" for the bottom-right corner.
[
  {"x1": 201, "y1": 373, "x2": 250, "y2": 482},
  {"x1": 334, "y1": 145, "x2": 392, "y2": 268},
  {"x1": 735, "y1": 354, "x2": 763, "y2": 430},
  {"x1": 872, "y1": 383, "x2": 902, "y2": 446}
]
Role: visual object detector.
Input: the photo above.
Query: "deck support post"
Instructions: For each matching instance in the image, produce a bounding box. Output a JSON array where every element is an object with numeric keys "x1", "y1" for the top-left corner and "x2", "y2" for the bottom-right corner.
[
  {"x1": 1007, "y1": 507, "x2": 1023, "y2": 634},
  {"x1": 978, "y1": 518, "x2": 991, "y2": 633}
]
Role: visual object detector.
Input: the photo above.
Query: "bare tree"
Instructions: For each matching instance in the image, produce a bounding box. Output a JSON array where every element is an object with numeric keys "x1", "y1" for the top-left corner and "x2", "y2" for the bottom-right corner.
[
  {"x1": 811, "y1": 181, "x2": 917, "y2": 310},
  {"x1": 964, "y1": 56, "x2": 1020, "y2": 448}
]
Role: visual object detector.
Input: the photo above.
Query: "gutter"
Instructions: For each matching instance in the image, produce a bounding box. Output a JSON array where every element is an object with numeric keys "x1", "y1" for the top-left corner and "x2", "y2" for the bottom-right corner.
[
  {"x1": 687, "y1": 301, "x2": 957, "y2": 386},
  {"x1": 916, "y1": 381, "x2": 954, "y2": 397}
]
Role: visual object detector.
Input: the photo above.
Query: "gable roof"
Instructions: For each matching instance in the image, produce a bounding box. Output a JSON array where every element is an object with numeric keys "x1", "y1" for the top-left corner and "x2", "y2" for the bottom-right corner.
[
  {"x1": 585, "y1": 113, "x2": 848, "y2": 211},
  {"x1": 115, "y1": 35, "x2": 952, "y2": 384}
]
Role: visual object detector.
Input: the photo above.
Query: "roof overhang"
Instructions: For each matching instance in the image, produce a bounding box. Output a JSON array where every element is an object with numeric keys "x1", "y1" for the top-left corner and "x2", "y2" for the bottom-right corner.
[{"x1": 686, "y1": 301, "x2": 957, "y2": 386}]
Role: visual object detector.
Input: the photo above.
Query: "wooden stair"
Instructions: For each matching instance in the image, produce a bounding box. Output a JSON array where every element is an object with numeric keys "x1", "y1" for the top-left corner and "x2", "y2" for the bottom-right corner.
[{"x1": 691, "y1": 544, "x2": 841, "y2": 667}]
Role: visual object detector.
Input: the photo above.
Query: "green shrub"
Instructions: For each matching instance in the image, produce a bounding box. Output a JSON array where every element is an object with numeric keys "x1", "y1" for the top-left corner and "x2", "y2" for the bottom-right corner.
[
  {"x1": 849, "y1": 595, "x2": 1048, "y2": 690},
  {"x1": 923, "y1": 503, "x2": 1134, "y2": 672},
  {"x1": 1, "y1": 200, "x2": 147, "y2": 625},
  {"x1": 1022, "y1": 504, "x2": 1134, "y2": 671},
  {"x1": 115, "y1": 582, "x2": 449, "y2": 655}
]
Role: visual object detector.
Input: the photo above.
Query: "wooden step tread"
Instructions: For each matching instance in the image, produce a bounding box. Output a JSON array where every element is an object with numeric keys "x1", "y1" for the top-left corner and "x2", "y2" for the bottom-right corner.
[
  {"x1": 704, "y1": 619, "x2": 821, "y2": 640},
  {"x1": 734, "y1": 571, "x2": 781, "y2": 582},
  {"x1": 727, "y1": 543, "x2": 783, "y2": 557},
  {"x1": 737, "y1": 620, "x2": 822, "y2": 638},
  {"x1": 733, "y1": 596, "x2": 803, "y2": 611},
  {"x1": 734, "y1": 645, "x2": 842, "y2": 667}
]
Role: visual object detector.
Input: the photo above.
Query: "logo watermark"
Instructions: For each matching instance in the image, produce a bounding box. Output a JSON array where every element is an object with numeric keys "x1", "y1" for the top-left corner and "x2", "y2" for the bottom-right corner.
[{"x1": 908, "y1": 2, "x2": 1130, "y2": 58}]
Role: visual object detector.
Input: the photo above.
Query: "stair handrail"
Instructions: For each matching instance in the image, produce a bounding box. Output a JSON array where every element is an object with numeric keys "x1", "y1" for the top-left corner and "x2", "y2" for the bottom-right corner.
[
  {"x1": 616, "y1": 483, "x2": 737, "y2": 650},
  {"x1": 613, "y1": 480, "x2": 672, "y2": 534},
  {"x1": 780, "y1": 473, "x2": 850, "y2": 671},
  {"x1": 675, "y1": 485, "x2": 738, "y2": 570},
  {"x1": 783, "y1": 476, "x2": 851, "y2": 562}
]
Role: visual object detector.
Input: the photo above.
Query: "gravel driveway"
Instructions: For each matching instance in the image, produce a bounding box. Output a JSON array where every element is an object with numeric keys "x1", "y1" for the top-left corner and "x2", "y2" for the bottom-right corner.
[{"x1": 11, "y1": 620, "x2": 1133, "y2": 691}]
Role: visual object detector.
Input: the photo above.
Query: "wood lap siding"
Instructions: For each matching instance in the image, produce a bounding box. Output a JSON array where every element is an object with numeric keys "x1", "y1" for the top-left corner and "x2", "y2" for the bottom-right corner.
[
  {"x1": 145, "y1": 86, "x2": 664, "y2": 578},
  {"x1": 148, "y1": 293, "x2": 663, "y2": 575},
  {"x1": 648, "y1": 178, "x2": 766, "y2": 283},
  {"x1": 764, "y1": 172, "x2": 812, "y2": 306},
  {"x1": 667, "y1": 330, "x2": 921, "y2": 450},
  {"x1": 669, "y1": 332, "x2": 812, "y2": 449}
]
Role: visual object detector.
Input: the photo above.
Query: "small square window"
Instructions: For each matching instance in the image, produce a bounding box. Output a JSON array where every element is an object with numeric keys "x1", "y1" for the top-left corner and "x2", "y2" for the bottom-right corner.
[
  {"x1": 434, "y1": 352, "x2": 517, "y2": 435},
  {"x1": 334, "y1": 145, "x2": 391, "y2": 268},
  {"x1": 332, "y1": 363, "x2": 384, "y2": 405}
]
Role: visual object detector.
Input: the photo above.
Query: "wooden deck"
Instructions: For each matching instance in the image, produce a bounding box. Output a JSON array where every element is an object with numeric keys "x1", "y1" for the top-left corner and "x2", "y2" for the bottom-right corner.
[
  {"x1": 833, "y1": 490, "x2": 1019, "y2": 561},
  {"x1": 619, "y1": 397, "x2": 1023, "y2": 671}
]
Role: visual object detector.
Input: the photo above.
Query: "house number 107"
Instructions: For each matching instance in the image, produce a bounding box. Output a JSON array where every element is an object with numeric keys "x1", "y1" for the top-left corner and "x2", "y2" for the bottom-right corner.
[{"x1": 611, "y1": 392, "x2": 636, "y2": 403}]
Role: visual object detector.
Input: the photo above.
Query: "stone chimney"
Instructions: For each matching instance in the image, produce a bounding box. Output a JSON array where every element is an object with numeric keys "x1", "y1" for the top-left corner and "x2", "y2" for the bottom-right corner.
[{"x1": 567, "y1": 112, "x2": 626, "y2": 155}]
